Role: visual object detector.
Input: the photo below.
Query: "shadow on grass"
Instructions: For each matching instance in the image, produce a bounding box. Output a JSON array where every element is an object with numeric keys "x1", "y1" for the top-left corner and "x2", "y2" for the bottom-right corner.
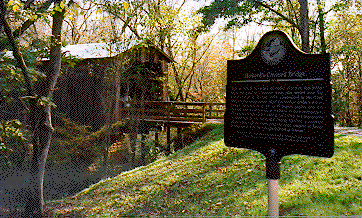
[
  {"x1": 122, "y1": 136, "x2": 269, "y2": 216},
  {"x1": 47, "y1": 126, "x2": 362, "y2": 216},
  {"x1": 334, "y1": 134, "x2": 348, "y2": 139},
  {"x1": 122, "y1": 160, "x2": 267, "y2": 216},
  {"x1": 168, "y1": 123, "x2": 224, "y2": 161}
]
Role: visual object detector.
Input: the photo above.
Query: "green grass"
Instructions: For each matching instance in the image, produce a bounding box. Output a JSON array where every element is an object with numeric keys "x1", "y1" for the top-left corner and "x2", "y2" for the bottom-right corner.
[{"x1": 47, "y1": 124, "x2": 362, "y2": 216}]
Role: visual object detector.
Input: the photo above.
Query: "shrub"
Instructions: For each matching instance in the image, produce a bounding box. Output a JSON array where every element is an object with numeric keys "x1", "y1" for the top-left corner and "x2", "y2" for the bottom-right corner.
[{"x1": 0, "y1": 119, "x2": 30, "y2": 170}]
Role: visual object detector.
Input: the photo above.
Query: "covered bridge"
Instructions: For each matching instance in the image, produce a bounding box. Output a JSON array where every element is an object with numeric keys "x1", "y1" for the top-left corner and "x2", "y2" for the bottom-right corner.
[{"x1": 51, "y1": 41, "x2": 174, "y2": 128}]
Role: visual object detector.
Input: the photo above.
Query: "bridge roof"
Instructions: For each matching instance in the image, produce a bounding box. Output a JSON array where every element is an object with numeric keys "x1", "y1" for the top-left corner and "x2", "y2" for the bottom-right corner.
[
  {"x1": 62, "y1": 41, "x2": 140, "y2": 59},
  {"x1": 2, "y1": 40, "x2": 174, "y2": 63}
]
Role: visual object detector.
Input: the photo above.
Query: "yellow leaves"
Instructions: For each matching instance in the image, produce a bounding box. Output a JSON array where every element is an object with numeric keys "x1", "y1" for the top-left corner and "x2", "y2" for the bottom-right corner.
[
  {"x1": 29, "y1": 14, "x2": 38, "y2": 21},
  {"x1": 60, "y1": 1, "x2": 66, "y2": 9},
  {"x1": 52, "y1": 0, "x2": 67, "y2": 13},
  {"x1": 66, "y1": 2, "x2": 80, "y2": 17},
  {"x1": 12, "y1": 4, "x2": 20, "y2": 12},
  {"x1": 7, "y1": 0, "x2": 14, "y2": 6},
  {"x1": 96, "y1": 7, "x2": 102, "y2": 14},
  {"x1": 100, "y1": 16, "x2": 106, "y2": 24},
  {"x1": 53, "y1": 5, "x2": 63, "y2": 13},
  {"x1": 6, "y1": 0, "x2": 42, "y2": 21},
  {"x1": 7, "y1": 0, "x2": 21, "y2": 12},
  {"x1": 122, "y1": 2, "x2": 129, "y2": 11}
]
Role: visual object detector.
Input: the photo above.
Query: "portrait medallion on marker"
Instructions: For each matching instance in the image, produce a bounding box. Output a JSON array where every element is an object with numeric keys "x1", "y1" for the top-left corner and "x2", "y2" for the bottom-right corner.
[{"x1": 261, "y1": 35, "x2": 286, "y2": 66}]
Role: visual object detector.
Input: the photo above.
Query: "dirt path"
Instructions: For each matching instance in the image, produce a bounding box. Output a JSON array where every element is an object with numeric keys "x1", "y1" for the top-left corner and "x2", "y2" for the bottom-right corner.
[
  {"x1": 334, "y1": 127, "x2": 362, "y2": 138},
  {"x1": 206, "y1": 122, "x2": 362, "y2": 138}
]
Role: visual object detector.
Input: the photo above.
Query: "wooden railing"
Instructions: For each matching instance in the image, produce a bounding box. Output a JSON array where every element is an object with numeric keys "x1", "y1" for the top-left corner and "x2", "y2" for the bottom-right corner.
[{"x1": 119, "y1": 101, "x2": 225, "y2": 124}]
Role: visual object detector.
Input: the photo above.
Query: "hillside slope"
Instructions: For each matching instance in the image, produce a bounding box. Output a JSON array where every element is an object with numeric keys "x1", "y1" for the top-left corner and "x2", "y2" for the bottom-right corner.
[{"x1": 48, "y1": 124, "x2": 362, "y2": 216}]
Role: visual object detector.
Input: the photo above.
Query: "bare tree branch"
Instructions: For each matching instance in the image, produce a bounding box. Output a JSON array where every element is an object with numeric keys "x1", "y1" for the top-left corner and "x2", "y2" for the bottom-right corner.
[
  {"x1": 24, "y1": 0, "x2": 35, "y2": 9},
  {"x1": 287, "y1": 0, "x2": 299, "y2": 25},
  {"x1": 252, "y1": 0, "x2": 298, "y2": 28}
]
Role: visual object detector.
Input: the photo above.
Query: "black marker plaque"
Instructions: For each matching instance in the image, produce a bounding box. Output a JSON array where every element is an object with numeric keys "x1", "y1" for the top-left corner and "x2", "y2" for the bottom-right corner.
[{"x1": 225, "y1": 31, "x2": 334, "y2": 169}]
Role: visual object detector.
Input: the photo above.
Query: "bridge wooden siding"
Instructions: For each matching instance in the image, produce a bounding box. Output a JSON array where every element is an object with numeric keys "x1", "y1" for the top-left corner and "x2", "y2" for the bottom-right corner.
[{"x1": 119, "y1": 101, "x2": 225, "y2": 125}]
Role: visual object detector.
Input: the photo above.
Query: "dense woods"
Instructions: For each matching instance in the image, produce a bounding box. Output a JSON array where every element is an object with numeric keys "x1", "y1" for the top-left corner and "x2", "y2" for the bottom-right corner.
[{"x1": 0, "y1": 0, "x2": 362, "y2": 216}]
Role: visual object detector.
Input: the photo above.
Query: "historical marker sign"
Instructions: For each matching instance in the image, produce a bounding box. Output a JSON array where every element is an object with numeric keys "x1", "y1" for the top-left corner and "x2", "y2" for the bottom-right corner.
[{"x1": 225, "y1": 30, "x2": 334, "y2": 160}]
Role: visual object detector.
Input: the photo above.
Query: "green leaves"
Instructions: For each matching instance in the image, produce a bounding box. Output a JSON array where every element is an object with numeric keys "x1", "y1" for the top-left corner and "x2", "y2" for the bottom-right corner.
[
  {"x1": 0, "y1": 119, "x2": 26, "y2": 142},
  {"x1": 62, "y1": 54, "x2": 81, "y2": 68},
  {"x1": 0, "y1": 42, "x2": 47, "y2": 100},
  {"x1": 328, "y1": 1, "x2": 362, "y2": 126},
  {"x1": 20, "y1": 95, "x2": 57, "y2": 109},
  {"x1": 0, "y1": 119, "x2": 29, "y2": 169},
  {"x1": 330, "y1": 1, "x2": 350, "y2": 12},
  {"x1": 50, "y1": 0, "x2": 68, "y2": 15},
  {"x1": 197, "y1": 0, "x2": 259, "y2": 31},
  {"x1": 37, "y1": 96, "x2": 57, "y2": 109},
  {"x1": 0, "y1": 64, "x2": 25, "y2": 100},
  {"x1": 53, "y1": 5, "x2": 63, "y2": 13}
]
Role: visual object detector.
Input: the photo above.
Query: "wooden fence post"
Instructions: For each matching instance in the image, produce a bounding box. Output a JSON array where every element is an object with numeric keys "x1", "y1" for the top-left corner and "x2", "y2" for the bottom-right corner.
[
  {"x1": 202, "y1": 103, "x2": 206, "y2": 123},
  {"x1": 208, "y1": 104, "x2": 212, "y2": 119},
  {"x1": 166, "y1": 125, "x2": 171, "y2": 155},
  {"x1": 167, "y1": 102, "x2": 171, "y2": 123}
]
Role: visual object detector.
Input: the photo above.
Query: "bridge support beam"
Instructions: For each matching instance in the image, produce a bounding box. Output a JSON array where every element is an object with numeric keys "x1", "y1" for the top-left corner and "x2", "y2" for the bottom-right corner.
[
  {"x1": 155, "y1": 131, "x2": 159, "y2": 147},
  {"x1": 140, "y1": 134, "x2": 147, "y2": 166},
  {"x1": 166, "y1": 125, "x2": 171, "y2": 155},
  {"x1": 130, "y1": 133, "x2": 137, "y2": 163}
]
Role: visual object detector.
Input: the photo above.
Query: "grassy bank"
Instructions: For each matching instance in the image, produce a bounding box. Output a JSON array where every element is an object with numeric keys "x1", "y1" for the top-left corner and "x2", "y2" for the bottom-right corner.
[{"x1": 47, "y1": 124, "x2": 362, "y2": 216}]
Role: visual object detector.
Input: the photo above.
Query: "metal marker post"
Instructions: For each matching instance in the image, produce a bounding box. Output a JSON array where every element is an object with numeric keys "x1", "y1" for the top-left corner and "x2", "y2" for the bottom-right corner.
[
  {"x1": 268, "y1": 179, "x2": 278, "y2": 217},
  {"x1": 266, "y1": 149, "x2": 280, "y2": 217}
]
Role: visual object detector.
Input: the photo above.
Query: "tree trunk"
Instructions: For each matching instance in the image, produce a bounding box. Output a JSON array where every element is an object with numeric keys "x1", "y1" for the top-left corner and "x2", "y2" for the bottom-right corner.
[
  {"x1": 317, "y1": 0, "x2": 326, "y2": 53},
  {"x1": 298, "y1": 0, "x2": 310, "y2": 53},
  {"x1": 24, "y1": 109, "x2": 53, "y2": 217},
  {"x1": 114, "y1": 57, "x2": 125, "y2": 121},
  {"x1": 358, "y1": 56, "x2": 362, "y2": 127},
  {"x1": 114, "y1": 64, "x2": 122, "y2": 121},
  {"x1": 345, "y1": 58, "x2": 353, "y2": 127},
  {"x1": 0, "y1": 2, "x2": 57, "y2": 216},
  {"x1": 1, "y1": 3, "x2": 35, "y2": 215},
  {"x1": 22, "y1": 0, "x2": 65, "y2": 216}
]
